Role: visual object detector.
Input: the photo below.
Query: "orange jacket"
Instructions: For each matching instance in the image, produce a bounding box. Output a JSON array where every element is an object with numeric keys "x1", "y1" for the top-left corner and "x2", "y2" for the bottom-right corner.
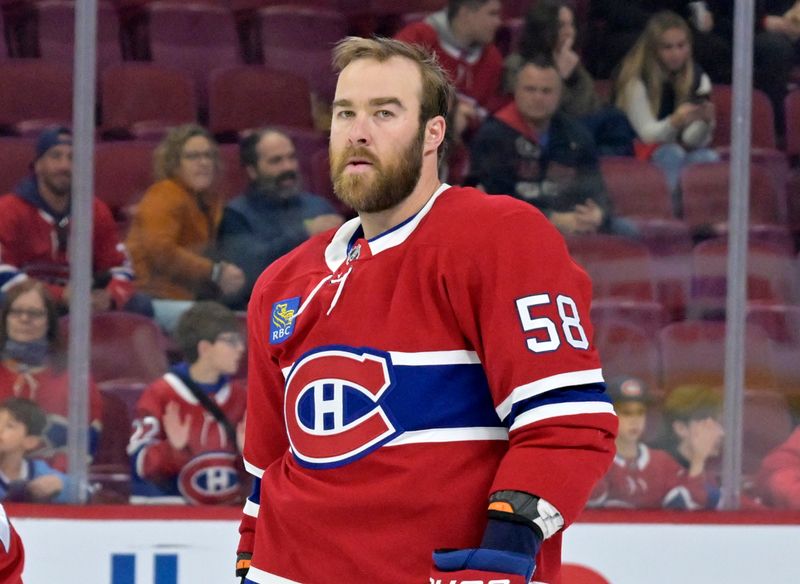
[{"x1": 126, "y1": 178, "x2": 222, "y2": 300}]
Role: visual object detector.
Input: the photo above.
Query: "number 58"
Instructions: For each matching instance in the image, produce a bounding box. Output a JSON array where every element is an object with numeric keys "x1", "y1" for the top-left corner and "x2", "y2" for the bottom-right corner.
[{"x1": 515, "y1": 294, "x2": 589, "y2": 353}]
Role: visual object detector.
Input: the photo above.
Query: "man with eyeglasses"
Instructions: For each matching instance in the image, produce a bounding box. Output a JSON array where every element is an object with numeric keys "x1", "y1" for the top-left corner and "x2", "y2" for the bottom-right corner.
[{"x1": 0, "y1": 126, "x2": 153, "y2": 316}]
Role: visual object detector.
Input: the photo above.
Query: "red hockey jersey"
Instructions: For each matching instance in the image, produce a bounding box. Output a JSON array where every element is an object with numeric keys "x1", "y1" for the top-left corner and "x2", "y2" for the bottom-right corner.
[
  {"x1": 0, "y1": 504, "x2": 24, "y2": 584},
  {"x1": 128, "y1": 372, "x2": 248, "y2": 505},
  {"x1": 0, "y1": 361, "x2": 103, "y2": 472},
  {"x1": 238, "y1": 185, "x2": 617, "y2": 584}
]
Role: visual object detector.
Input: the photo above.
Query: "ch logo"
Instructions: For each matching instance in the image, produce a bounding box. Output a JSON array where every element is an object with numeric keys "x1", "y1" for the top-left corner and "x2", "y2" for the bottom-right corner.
[
  {"x1": 112, "y1": 553, "x2": 177, "y2": 584},
  {"x1": 284, "y1": 346, "x2": 399, "y2": 469}
]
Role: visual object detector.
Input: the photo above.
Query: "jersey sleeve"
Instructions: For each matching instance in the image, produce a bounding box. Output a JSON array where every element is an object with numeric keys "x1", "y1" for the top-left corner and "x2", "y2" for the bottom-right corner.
[
  {"x1": 448, "y1": 200, "x2": 617, "y2": 526},
  {"x1": 237, "y1": 275, "x2": 292, "y2": 554},
  {"x1": 0, "y1": 504, "x2": 24, "y2": 584},
  {"x1": 0, "y1": 197, "x2": 28, "y2": 294}
]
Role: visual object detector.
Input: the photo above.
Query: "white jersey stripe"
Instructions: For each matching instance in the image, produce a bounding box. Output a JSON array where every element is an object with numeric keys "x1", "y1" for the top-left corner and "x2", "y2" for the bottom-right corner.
[
  {"x1": 281, "y1": 349, "x2": 481, "y2": 378},
  {"x1": 246, "y1": 566, "x2": 302, "y2": 584},
  {"x1": 243, "y1": 498, "x2": 260, "y2": 518},
  {"x1": 510, "y1": 401, "x2": 616, "y2": 432},
  {"x1": 244, "y1": 459, "x2": 265, "y2": 478},
  {"x1": 496, "y1": 368, "x2": 605, "y2": 421},
  {"x1": 385, "y1": 426, "x2": 507, "y2": 446}
]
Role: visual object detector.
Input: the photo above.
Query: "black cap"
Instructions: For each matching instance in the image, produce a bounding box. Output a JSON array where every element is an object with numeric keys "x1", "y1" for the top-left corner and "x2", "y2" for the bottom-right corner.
[
  {"x1": 35, "y1": 126, "x2": 72, "y2": 161},
  {"x1": 607, "y1": 376, "x2": 649, "y2": 404}
]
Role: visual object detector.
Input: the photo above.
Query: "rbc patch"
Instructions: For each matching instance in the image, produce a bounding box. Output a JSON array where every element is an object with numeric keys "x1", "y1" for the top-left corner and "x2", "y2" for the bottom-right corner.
[{"x1": 270, "y1": 296, "x2": 300, "y2": 344}]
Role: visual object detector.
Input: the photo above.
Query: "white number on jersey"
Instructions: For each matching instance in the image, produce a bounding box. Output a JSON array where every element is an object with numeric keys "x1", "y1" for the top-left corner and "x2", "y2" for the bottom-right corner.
[{"x1": 515, "y1": 293, "x2": 589, "y2": 353}]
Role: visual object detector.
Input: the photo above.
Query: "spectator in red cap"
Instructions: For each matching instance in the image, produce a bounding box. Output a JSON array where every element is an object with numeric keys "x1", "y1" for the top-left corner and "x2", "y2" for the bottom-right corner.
[{"x1": 0, "y1": 126, "x2": 152, "y2": 316}]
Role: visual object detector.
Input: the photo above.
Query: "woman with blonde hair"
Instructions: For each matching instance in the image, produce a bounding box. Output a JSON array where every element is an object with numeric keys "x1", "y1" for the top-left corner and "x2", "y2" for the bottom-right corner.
[
  {"x1": 615, "y1": 11, "x2": 718, "y2": 215},
  {"x1": 126, "y1": 124, "x2": 245, "y2": 331}
]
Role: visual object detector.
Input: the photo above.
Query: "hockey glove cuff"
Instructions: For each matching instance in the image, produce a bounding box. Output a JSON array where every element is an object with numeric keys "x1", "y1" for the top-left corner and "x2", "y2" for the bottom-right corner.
[{"x1": 235, "y1": 552, "x2": 252, "y2": 581}]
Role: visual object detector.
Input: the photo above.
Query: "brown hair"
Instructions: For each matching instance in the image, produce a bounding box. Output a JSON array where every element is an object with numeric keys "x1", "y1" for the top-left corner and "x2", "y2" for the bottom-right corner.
[
  {"x1": 153, "y1": 124, "x2": 221, "y2": 186},
  {"x1": 332, "y1": 36, "x2": 454, "y2": 127},
  {"x1": 663, "y1": 384, "x2": 722, "y2": 423},
  {"x1": 174, "y1": 301, "x2": 241, "y2": 364},
  {"x1": 0, "y1": 397, "x2": 48, "y2": 437},
  {"x1": 614, "y1": 11, "x2": 695, "y2": 117},
  {"x1": 0, "y1": 279, "x2": 62, "y2": 355}
]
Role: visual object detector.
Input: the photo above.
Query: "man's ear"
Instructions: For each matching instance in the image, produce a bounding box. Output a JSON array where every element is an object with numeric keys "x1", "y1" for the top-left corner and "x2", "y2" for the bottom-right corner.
[{"x1": 425, "y1": 116, "x2": 447, "y2": 151}]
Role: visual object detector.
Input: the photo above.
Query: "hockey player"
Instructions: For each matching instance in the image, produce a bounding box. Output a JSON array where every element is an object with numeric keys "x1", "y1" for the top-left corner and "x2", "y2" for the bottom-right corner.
[
  {"x1": 127, "y1": 301, "x2": 247, "y2": 505},
  {"x1": 0, "y1": 503, "x2": 24, "y2": 583},
  {"x1": 236, "y1": 37, "x2": 617, "y2": 584}
]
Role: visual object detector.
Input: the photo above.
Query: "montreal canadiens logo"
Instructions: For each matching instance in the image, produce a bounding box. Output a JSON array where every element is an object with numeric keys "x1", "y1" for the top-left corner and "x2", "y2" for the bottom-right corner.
[
  {"x1": 177, "y1": 451, "x2": 241, "y2": 505},
  {"x1": 284, "y1": 346, "x2": 399, "y2": 469}
]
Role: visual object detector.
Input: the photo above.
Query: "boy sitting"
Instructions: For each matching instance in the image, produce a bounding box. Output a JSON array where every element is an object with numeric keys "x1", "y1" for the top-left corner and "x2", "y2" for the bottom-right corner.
[
  {"x1": 0, "y1": 397, "x2": 72, "y2": 503},
  {"x1": 127, "y1": 301, "x2": 248, "y2": 504}
]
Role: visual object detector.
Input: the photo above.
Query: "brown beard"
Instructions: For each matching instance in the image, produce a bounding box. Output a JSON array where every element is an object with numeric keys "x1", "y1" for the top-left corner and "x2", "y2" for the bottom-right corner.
[{"x1": 330, "y1": 126, "x2": 424, "y2": 214}]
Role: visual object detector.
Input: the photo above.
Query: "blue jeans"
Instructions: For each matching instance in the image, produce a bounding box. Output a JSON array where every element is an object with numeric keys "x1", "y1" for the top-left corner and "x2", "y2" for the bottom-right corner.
[{"x1": 651, "y1": 143, "x2": 720, "y2": 216}]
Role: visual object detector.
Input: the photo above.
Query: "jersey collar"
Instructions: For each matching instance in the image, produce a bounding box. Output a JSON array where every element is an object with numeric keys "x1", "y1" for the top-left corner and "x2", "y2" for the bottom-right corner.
[{"x1": 324, "y1": 183, "x2": 450, "y2": 272}]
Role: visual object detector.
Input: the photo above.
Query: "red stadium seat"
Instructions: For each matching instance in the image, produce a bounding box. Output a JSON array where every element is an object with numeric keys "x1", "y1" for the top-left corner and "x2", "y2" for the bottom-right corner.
[
  {"x1": 590, "y1": 298, "x2": 668, "y2": 340},
  {"x1": 217, "y1": 142, "x2": 248, "y2": 201},
  {"x1": 257, "y1": 5, "x2": 348, "y2": 101},
  {"x1": 600, "y1": 156, "x2": 673, "y2": 219},
  {"x1": 784, "y1": 88, "x2": 800, "y2": 160},
  {"x1": 592, "y1": 318, "x2": 661, "y2": 393},
  {"x1": 100, "y1": 63, "x2": 197, "y2": 139},
  {"x1": 61, "y1": 312, "x2": 170, "y2": 384},
  {"x1": 144, "y1": 1, "x2": 241, "y2": 110},
  {"x1": 566, "y1": 234, "x2": 657, "y2": 302},
  {"x1": 743, "y1": 389, "x2": 793, "y2": 476},
  {"x1": 658, "y1": 320, "x2": 777, "y2": 393},
  {"x1": 680, "y1": 161, "x2": 783, "y2": 233},
  {"x1": 93, "y1": 139, "x2": 158, "y2": 233},
  {"x1": 690, "y1": 237, "x2": 797, "y2": 318},
  {"x1": 208, "y1": 66, "x2": 314, "y2": 137},
  {"x1": 0, "y1": 59, "x2": 72, "y2": 135},
  {"x1": 30, "y1": 0, "x2": 122, "y2": 75},
  {"x1": 711, "y1": 84, "x2": 776, "y2": 149},
  {"x1": 0, "y1": 136, "x2": 35, "y2": 193}
]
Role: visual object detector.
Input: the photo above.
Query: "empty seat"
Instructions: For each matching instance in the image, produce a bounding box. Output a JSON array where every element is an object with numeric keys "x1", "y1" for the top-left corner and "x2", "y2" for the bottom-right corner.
[
  {"x1": 0, "y1": 136, "x2": 35, "y2": 193},
  {"x1": 32, "y1": 0, "x2": 122, "y2": 74},
  {"x1": 61, "y1": 312, "x2": 169, "y2": 383},
  {"x1": 145, "y1": 1, "x2": 241, "y2": 110},
  {"x1": 101, "y1": 63, "x2": 196, "y2": 138},
  {"x1": 743, "y1": 389, "x2": 793, "y2": 476},
  {"x1": 94, "y1": 139, "x2": 157, "y2": 232},
  {"x1": 566, "y1": 234, "x2": 657, "y2": 302},
  {"x1": 711, "y1": 84, "x2": 776, "y2": 149},
  {"x1": 0, "y1": 59, "x2": 72, "y2": 135},
  {"x1": 208, "y1": 66, "x2": 314, "y2": 137},
  {"x1": 786, "y1": 88, "x2": 800, "y2": 161},
  {"x1": 593, "y1": 318, "x2": 661, "y2": 392},
  {"x1": 257, "y1": 5, "x2": 348, "y2": 101},
  {"x1": 590, "y1": 298, "x2": 668, "y2": 340},
  {"x1": 680, "y1": 161, "x2": 783, "y2": 232},
  {"x1": 658, "y1": 320, "x2": 777, "y2": 393},
  {"x1": 690, "y1": 238, "x2": 797, "y2": 318},
  {"x1": 600, "y1": 156, "x2": 673, "y2": 219}
]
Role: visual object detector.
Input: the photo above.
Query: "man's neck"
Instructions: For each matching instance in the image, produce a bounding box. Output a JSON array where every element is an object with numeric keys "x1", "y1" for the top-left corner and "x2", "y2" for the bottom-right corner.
[
  {"x1": 526, "y1": 117, "x2": 551, "y2": 136},
  {"x1": 358, "y1": 169, "x2": 442, "y2": 240},
  {"x1": 0, "y1": 451, "x2": 26, "y2": 481},
  {"x1": 188, "y1": 361, "x2": 222, "y2": 385},
  {"x1": 615, "y1": 438, "x2": 639, "y2": 461},
  {"x1": 37, "y1": 180, "x2": 69, "y2": 215}
]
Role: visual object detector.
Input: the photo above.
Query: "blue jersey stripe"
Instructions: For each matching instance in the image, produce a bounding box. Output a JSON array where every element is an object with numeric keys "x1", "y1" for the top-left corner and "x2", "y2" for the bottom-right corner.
[{"x1": 505, "y1": 382, "x2": 609, "y2": 428}]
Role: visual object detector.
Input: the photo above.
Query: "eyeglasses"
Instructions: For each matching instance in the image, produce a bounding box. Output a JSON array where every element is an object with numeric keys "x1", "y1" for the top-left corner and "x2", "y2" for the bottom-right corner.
[
  {"x1": 181, "y1": 150, "x2": 215, "y2": 162},
  {"x1": 216, "y1": 333, "x2": 245, "y2": 348},
  {"x1": 8, "y1": 308, "x2": 47, "y2": 321}
]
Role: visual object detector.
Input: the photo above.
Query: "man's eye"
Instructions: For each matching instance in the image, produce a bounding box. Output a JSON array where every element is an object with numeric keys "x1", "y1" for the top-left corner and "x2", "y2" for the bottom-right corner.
[
  {"x1": 336, "y1": 110, "x2": 355, "y2": 119},
  {"x1": 376, "y1": 110, "x2": 394, "y2": 119}
]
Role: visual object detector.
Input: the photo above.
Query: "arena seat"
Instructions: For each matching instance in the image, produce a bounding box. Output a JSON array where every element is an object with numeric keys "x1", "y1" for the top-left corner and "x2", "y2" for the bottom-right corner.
[
  {"x1": 100, "y1": 63, "x2": 196, "y2": 139},
  {"x1": 144, "y1": 1, "x2": 241, "y2": 111},
  {"x1": 743, "y1": 389, "x2": 793, "y2": 476},
  {"x1": 590, "y1": 298, "x2": 668, "y2": 340},
  {"x1": 29, "y1": 0, "x2": 122, "y2": 74},
  {"x1": 689, "y1": 238, "x2": 797, "y2": 318},
  {"x1": 208, "y1": 66, "x2": 314, "y2": 137},
  {"x1": 256, "y1": 5, "x2": 348, "y2": 102},
  {"x1": 711, "y1": 84, "x2": 776, "y2": 149},
  {"x1": 600, "y1": 156, "x2": 673, "y2": 219},
  {"x1": 658, "y1": 320, "x2": 777, "y2": 393},
  {"x1": 60, "y1": 312, "x2": 170, "y2": 384},
  {"x1": 592, "y1": 318, "x2": 661, "y2": 394},
  {"x1": 0, "y1": 59, "x2": 72, "y2": 135},
  {"x1": 566, "y1": 234, "x2": 657, "y2": 302},
  {"x1": 93, "y1": 139, "x2": 158, "y2": 232},
  {"x1": 680, "y1": 161, "x2": 783, "y2": 233},
  {"x1": 0, "y1": 136, "x2": 35, "y2": 193},
  {"x1": 786, "y1": 88, "x2": 800, "y2": 161}
]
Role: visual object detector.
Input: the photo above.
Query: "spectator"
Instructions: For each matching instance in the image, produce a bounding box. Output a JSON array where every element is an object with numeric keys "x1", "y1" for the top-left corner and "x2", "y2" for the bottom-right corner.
[
  {"x1": 0, "y1": 126, "x2": 152, "y2": 317},
  {"x1": 395, "y1": 0, "x2": 505, "y2": 125},
  {"x1": 505, "y1": 0, "x2": 635, "y2": 155},
  {"x1": 470, "y1": 55, "x2": 637, "y2": 237},
  {"x1": 0, "y1": 398, "x2": 75, "y2": 504},
  {"x1": 757, "y1": 425, "x2": 800, "y2": 509},
  {"x1": 660, "y1": 383, "x2": 724, "y2": 509},
  {"x1": 614, "y1": 10, "x2": 719, "y2": 215},
  {"x1": 0, "y1": 280, "x2": 102, "y2": 472},
  {"x1": 126, "y1": 124, "x2": 246, "y2": 332},
  {"x1": 216, "y1": 129, "x2": 343, "y2": 310},
  {"x1": 127, "y1": 301, "x2": 247, "y2": 505},
  {"x1": 590, "y1": 377, "x2": 719, "y2": 509}
]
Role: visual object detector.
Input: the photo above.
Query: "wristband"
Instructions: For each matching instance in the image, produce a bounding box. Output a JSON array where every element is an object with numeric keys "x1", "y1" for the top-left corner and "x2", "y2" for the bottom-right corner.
[
  {"x1": 211, "y1": 262, "x2": 223, "y2": 283},
  {"x1": 235, "y1": 552, "x2": 252, "y2": 579}
]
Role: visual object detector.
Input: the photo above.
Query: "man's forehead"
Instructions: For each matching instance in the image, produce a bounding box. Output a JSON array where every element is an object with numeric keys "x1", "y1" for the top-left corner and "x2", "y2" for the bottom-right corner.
[
  {"x1": 258, "y1": 132, "x2": 293, "y2": 154},
  {"x1": 335, "y1": 56, "x2": 422, "y2": 100}
]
